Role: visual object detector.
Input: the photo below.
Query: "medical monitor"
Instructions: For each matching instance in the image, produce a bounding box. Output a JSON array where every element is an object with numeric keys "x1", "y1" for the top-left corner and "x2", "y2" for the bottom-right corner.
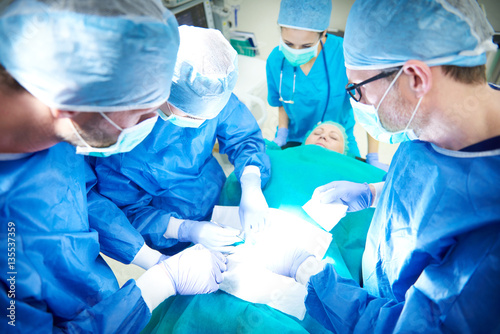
[{"x1": 166, "y1": 0, "x2": 215, "y2": 29}]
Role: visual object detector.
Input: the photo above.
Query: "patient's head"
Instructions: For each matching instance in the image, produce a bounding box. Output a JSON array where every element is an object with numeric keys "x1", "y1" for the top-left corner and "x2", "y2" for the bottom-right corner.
[{"x1": 304, "y1": 121, "x2": 348, "y2": 154}]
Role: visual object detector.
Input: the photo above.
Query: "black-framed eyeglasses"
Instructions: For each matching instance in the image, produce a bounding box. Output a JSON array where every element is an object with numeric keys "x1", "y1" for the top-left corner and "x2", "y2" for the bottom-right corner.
[{"x1": 345, "y1": 67, "x2": 402, "y2": 102}]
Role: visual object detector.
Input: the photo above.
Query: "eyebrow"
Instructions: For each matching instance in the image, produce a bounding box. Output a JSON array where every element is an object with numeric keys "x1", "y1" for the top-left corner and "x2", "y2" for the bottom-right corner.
[{"x1": 283, "y1": 39, "x2": 316, "y2": 47}]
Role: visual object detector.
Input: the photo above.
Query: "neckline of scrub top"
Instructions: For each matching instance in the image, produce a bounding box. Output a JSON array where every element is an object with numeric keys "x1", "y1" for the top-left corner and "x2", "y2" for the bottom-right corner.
[
  {"x1": 0, "y1": 152, "x2": 32, "y2": 161},
  {"x1": 460, "y1": 135, "x2": 500, "y2": 152},
  {"x1": 431, "y1": 140, "x2": 500, "y2": 158},
  {"x1": 296, "y1": 35, "x2": 330, "y2": 78}
]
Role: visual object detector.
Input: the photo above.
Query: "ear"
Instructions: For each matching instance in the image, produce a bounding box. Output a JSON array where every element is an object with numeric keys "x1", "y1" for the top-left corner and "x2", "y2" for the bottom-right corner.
[
  {"x1": 402, "y1": 60, "x2": 432, "y2": 98},
  {"x1": 321, "y1": 30, "x2": 327, "y2": 39},
  {"x1": 50, "y1": 108, "x2": 79, "y2": 119}
]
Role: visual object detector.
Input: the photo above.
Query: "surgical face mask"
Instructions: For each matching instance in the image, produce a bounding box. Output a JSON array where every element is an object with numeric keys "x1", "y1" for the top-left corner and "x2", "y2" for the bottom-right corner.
[
  {"x1": 350, "y1": 68, "x2": 423, "y2": 144},
  {"x1": 71, "y1": 112, "x2": 158, "y2": 157},
  {"x1": 279, "y1": 37, "x2": 319, "y2": 67},
  {"x1": 158, "y1": 104, "x2": 205, "y2": 128}
]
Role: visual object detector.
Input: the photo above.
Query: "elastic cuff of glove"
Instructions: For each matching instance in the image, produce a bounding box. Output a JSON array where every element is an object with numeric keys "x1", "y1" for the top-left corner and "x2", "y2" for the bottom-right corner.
[
  {"x1": 362, "y1": 182, "x2": 373, "y2": 208},
  {"x1": 366, "y1": 152, "x2": 379, "y2": 162},
  {"x1": 136, "y1": 263, "x2": 176, "y2": 312},
  {"x1": 242, "y1": 165, "x2": 261, "y2": 177},
  {"x1": 164, "y1": 216, "x2": 185, "y2": 240},
  {"x1": 177, "y1": 219, "x2": 196, "y2": 243},
  {"x1": 240, "y1": 171, "x2": 262, "y2": 189},
  {"x1": 290, "y1": 252, "x2": 314, "y2": 280},
  {"x1": 131, "y1": 243, "x2": 163, "y2": 270},
  {"x1": 295, "y1": 256, "x2": 324, "y2": 286},
  {"x1": 370, "y1": 182, "x2": 385, "y2": 207}
]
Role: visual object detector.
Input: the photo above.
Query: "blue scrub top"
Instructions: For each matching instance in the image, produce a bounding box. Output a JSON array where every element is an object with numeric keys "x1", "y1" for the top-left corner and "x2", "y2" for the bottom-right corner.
[
  {"x1": 91, "y1": 93, "x2": 270, "y2": 254},
  {"x1": 0, "y1": 143, "x2": 150, "y2": 333},
  {"x1": 266, "y1": 34, "x2": 360, "y2": 157},
  {"x1": 304, "y1": 140, "x2": 500, "y2": 333}
]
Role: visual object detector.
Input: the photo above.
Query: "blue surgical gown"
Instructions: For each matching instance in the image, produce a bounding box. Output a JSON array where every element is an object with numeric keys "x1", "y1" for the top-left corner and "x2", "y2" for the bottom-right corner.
[
  {"x1": 91, "y1": 93, "x2": 270, "y2": 254},
  {"x1": 0, "y1": 143, "x2": 150, "y2": 333},
  {"x1": 266, "y1": 34, "x2": 360, "y2": 157},
  {"x1": 304, "y1": 140, "x2": 500, "y2": 333}
]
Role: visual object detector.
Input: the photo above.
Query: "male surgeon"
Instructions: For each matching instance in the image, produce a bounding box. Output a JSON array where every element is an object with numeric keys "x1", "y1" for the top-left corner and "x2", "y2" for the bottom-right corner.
[
  {"x1": 264, "y1": 0, "x2": 500, "y2": 332},
  {"x1": 0, "y1": 1, "x2": 226, "y2": 332}
]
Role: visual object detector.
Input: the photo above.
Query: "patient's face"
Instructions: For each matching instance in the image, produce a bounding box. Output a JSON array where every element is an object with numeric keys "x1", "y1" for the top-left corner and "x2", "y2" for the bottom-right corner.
[{"x1": 305, "y1": 124, "x2": 344, "y2": 153}]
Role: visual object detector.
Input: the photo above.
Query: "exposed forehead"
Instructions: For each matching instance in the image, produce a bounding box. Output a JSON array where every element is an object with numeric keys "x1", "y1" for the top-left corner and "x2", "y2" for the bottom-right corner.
[
  {"x1": 346, "y1": 68, "x2": 382, "y2": 83},
  {"x1": 315, "y1": 124, "x2": 342, "y2": 136},
  {"x1": 281, "y1": 27, "x2": 319, "y2": 43}
]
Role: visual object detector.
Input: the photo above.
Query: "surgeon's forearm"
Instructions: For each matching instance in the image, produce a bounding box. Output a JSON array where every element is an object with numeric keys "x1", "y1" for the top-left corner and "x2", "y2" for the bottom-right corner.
[
  {"x1": 164, "y1": 216, "x2": 185, "y2": 240},
  {"x1": 136, "y1": 264, "x2": 176, "y2": 312},
  {"x1": 278, "y1": 106, "x2": 289, "y2": 128},
  {"x1": 131, "y1": 243, "x2": 163, "y2": 270}
]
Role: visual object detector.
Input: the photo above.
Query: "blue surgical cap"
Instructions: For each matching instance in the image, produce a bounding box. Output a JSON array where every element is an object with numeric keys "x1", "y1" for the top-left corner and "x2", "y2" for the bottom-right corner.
[
  {"x1": 278, "y1": 0, "x2": 332, "y2": 32},
  {"x1": 344, "y1": 0, "x2": 497, "y2": 70},
  {"x1": 168, "y1": 25, "x2": 238, "y2": 119},
  {"x1": 0, "y1": 0, "x2": 180, "y2": 111},
  {"x1": 304, "y1": 121, "x2": 349, "y2": 155}
]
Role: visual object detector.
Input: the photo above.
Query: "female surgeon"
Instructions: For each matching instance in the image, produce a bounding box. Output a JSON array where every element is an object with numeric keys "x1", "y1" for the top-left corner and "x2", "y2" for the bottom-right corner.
[{"x1": 266, "y1": 0, "x2": 387, "y2": 170}]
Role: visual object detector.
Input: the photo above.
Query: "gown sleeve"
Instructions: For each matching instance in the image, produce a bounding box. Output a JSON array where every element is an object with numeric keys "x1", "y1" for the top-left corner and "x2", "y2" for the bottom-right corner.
[
  {"x1": 217, "y1": 94, "x2": 271, "y2": 186},
  {"x1": 305, "y1": 224, "x2": 500, "y2": 333}
]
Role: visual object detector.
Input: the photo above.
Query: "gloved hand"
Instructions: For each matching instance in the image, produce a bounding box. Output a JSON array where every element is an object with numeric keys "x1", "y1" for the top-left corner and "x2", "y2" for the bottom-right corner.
[
  {"x1": 263, "y1": 246, "x2": 313, "y2": 280},
  {"x1": 312, "y1": 181, "x2": 373, "y2": 212},
  {"x1": 136, "y1": 244, "x2": 227, "y2": 311},
  {"x1": 366, "y1": 153, "x2": 389, "y2": 172},
  {"x1": 273, "y1": 127, "x2": 288, "y2": 147},
  {"x1": 239, "y1": 172, "x2": 268, "y2": 234},
  {"x1": 178, "y1": 219, "x2": 242, "y2": 253},
  {"x1": 162, "y1": 244, "x2": 227, "y2": 295}
]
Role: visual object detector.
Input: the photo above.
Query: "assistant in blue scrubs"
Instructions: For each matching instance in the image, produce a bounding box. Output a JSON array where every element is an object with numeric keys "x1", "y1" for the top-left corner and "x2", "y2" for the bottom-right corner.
[
  {"x1": 267, "y1": 34, "x2": 358, "y2": 156},
  {"x1": 266, "y1": 0, "x2": 360, "y2": 157}
]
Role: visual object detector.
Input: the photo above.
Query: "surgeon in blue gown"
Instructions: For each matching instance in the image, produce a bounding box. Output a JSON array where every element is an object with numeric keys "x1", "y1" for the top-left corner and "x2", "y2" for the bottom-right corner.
[
  {"x1": 0, "y1": 2, "x2": 226, "y2": 333},
  {"x1": 263, "y1": 0, "x2": 500, "y2": 333},
  {"x1": 90, "y1": 25, "x2": 271, "y2": 258}
]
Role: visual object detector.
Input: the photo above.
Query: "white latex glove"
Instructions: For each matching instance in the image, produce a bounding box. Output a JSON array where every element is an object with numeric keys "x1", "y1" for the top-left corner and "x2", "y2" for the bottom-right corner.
[
  {"x1": 262, "y1": 245, "x2": 313, "y2": 280},
  {"x1": 136, "y1": 244, "x2": 227, "y2": 312},
  {"x1": 178, "y1": 220, "x2": 242, "y2": 253},
  {"x1": 239, "y1": 169, "x2": 268, "y2": 234},
  {"x1": 312, "y1": 181, "x2": 373, "y2": 212}
]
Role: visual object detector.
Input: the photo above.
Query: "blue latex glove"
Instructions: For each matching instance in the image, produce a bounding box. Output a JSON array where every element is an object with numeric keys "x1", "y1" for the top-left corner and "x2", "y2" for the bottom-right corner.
[
  {"x1": 312, "y1": 181, "x2": 373, "y2": 212},
  {"x1": 161, "y1": 244, "x2": 227, "y2": 295},
  {"x1": 273, "y1": 127, "x2": 289, "y2": 147},
  {"x1": 178, "y1": 220, "x2": 242, "y2": 253},
  {"x1": 239, "y1": 172, "x2": 269, "y2": 233},
  {"x1": 366, "y1": 152, "x2": 389, "y2": 172}
]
